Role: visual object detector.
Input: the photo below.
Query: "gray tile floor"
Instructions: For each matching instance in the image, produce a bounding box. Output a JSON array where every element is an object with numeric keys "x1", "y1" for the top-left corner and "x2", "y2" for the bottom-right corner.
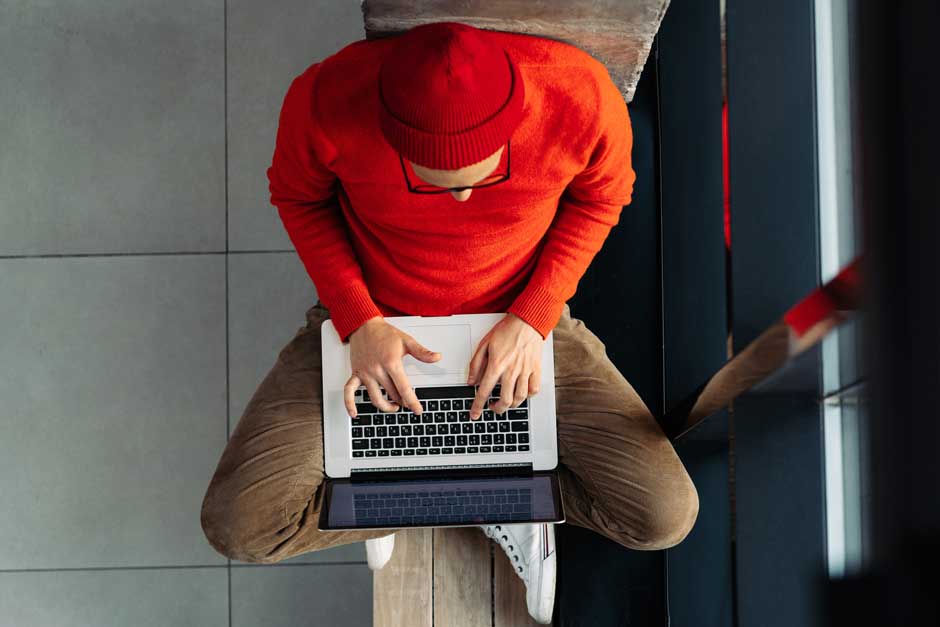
[{"x1": 0, "y1": 1, "x2": 370, "y2": 625}]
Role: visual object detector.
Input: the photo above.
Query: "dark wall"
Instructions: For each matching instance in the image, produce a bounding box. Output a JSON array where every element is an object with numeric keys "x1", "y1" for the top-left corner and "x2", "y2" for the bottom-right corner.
[{"x1": 727, "y1": 0, "x2": 820, "y2": 351}]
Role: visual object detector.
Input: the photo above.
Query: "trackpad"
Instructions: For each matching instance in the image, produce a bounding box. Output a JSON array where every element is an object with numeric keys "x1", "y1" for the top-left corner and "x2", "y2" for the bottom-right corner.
[{"x1": 399, "y1": 324, "x2": 471, "y2": 376}]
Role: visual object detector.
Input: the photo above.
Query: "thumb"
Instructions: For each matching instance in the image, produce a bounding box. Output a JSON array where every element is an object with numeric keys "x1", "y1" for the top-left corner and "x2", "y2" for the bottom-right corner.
[{"x1": 404, "y1": 336, "x2": 441, "y2": 363}]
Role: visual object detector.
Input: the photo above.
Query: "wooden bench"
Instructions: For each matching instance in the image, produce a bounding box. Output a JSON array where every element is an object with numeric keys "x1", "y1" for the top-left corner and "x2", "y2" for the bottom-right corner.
[{"x1": 374, "y1": 527, "x2": 544, "y2": 627}]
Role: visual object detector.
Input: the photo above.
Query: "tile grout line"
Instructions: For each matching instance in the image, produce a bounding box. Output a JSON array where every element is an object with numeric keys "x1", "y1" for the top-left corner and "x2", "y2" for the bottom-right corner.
[
  {"x1": 224, "y1": 0, "x2": 232, "y2": 626},
  {"x1": 0, "y1": 562, "x2": 367, "y2": 574},
  {"x1": 0, "y1": 250, "x2": 295, "y2": 260}
]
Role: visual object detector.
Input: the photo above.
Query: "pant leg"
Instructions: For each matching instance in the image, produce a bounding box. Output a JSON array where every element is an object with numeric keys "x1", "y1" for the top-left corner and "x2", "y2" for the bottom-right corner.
[
  {"x1": 552, "y1": 303, "x2": 699, "y2": 550},
  {"x1": 200, "y1": 301, "x2": 391, "y2": 564}
]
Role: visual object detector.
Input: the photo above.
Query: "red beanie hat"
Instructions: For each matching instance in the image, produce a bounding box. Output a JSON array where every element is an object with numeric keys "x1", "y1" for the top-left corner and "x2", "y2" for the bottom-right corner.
[{"x1": 377, "y1": 21, "x2": 525, "y2": 170}]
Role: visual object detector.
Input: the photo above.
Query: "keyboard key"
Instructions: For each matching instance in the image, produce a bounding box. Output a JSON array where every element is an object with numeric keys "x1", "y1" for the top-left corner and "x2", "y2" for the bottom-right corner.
[
  {"x1": 391, "y1": 450, "x2": 402, "y2": 456},
  {"x1": 364, "y1": 427, "x2": 375, "y2": 438},
  {"x1": 462, "y1": 424, "x2": 473, "y2": 434},
  {"x1": 444, "y1": 436, "x2": 455, "y2": 446},
  {"x1": 351, "y1": 427, "x2": 363, "y2": 438},
  {"x1": 432, "y1": 436, "x2": 443, "y2": 447},
  {"x1": 434, "y1": 412, "x2": 446, "y2": 423},
  {"x1": 427, "y1": 400, "x2": 439, "y2": 411},
  {"x1": 383, "y1": 438, "x2": 394, "y2": 448},
  {"x1": 355, "y1": 402, "x2": 377, "y2": 414},
  {"x1": 519, "y1": 433, "x2": 529, "y2": 443},
  {"x1": 498, "y1": 422, "x2": 510, "y2": 433},
  {"x1": 420, "y1": 437, "x2": 431, "y2": 447},
  {"x1": 457, "y1": 435, "x2": 468, "y2": 446},
  {"x1": 352, "y1": 439, "x2": 368, "y2": 450},
  {"x1": 416, "y1": 449, "x2": 428, "y2": 455},
  {"x1": 493, "y1": 446, "x2": 504, "y2": 452},
  {"x1": 410, "y1": 414, "x2": 421, "y2": 424},
  {"x1": 455, "y1": 447, "x2": 467, "y2": 454},
  {"x1": 510, "y1": 421, "x2": 528, "y2": 432},
  {"x1": 429, "y1": 448, "x2": 441, "y2": 455},
  {"x1": 469, "y1": 435, "x2": 480, "y2": 445},
  {"x1": 505, "y1": 445, "x2": 517, "y2": 452},
  {"x1": 483, "y1": 410, "x2": 495, "y2": 421},
  {"x1": 480, "y1": 446, "x2": 492, "y2": 453},
  {"x1": 398, "y1": 415, "x2": 410, "y2": 425},
  {"x1": 373, "y1": 415, "x2": 384, "y2": 426},
  {"x1": 370, "y1": 438, "x2": 382, "y2": 449},
  {"x1": 407, "y1": 437, "x2": 418, "y2": 448},
  {"x1": 404, "y1": 449, "x2": 415, "y2": 456},
  {"x1": 388, "y1": 425, "x2": 399, "y2": 436},
  {"x1": 395, "y1": 437, "x2": 406, "y2": 448},
  {"x1": 378, "y1": 450, "x2": 390, "y2": 456},
  {"x1": 486, "y1": 422, "x2": 498, "y2": 433},
  {"x1": 425, "y1": 425, "x2": 436, "y2": 436},
  {"x1": 474, "y1": 423, "x2": 486, "y2": 433},
  {"x1": 376, "y1": 427, "x2": 387, "y2": 437},
  {"x1": 353, "y1": 451, "x2": 364, "y2": 458},
  {"x1": 401, "y1": 425, "x2": 412, "y2": 436},
  {"x1": 446, "y1": 412, "x2": 457, "y2": 422},
  {"x1": 506, "y1": 434, "x2": 517, "y2": 444},
  {"x1": 449, "y1": 424, "x2": 461, "y2": 435},
  {"x1": 440, "y1": 400, "x2": 451, "y2": 410},
  {"x1": 422, "y1": 413, "x2": 434, "y2": 424},
  {"x1": 442, "y1": 447, "x2": 454, "y2": 454},
  {"x1": 494, "y1": 434, "x2": 505, "y2": 444},
  {"x1": 519, "y1": 445, "x2": 530, "y2": 451},
  {"x1": 509, "y1": 410, "x2": 528, "y2": 420},
  {"x1": 459, "y1": 411, "x2": 471, "y2": 422},
  {"x1": 365, "y1": 450, "x2": 377, "y2": 457},
  {"x1": 481, "y1": 435, "x2": 492, "y2": 445},
  {"x1": 468, "y1": 447, "x2": 479, "y2": 454},
  {"x1": 413, "y1": 425, "x2": 424, "y2": 436}
]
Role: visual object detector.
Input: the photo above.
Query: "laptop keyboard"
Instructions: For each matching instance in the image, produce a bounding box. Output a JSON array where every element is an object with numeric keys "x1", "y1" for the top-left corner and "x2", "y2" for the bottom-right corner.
[
  {"x1": 349, "y1": 384, "x2": 531, "y2": 459},
  {"x1": 353, "y1": 487, "x2": 533, "y2": 526}
]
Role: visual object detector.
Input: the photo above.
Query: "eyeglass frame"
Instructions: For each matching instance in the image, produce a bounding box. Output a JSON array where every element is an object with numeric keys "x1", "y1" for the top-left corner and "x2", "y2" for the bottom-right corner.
[{"x1": 399, "y1": 138, "x2": 511, "y2": 194}]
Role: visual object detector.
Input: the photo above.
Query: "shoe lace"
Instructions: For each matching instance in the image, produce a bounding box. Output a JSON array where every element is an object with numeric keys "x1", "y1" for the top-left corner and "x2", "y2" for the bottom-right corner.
[{"x1": 483, "y1": 525, "x2": 526, "y2": 576}]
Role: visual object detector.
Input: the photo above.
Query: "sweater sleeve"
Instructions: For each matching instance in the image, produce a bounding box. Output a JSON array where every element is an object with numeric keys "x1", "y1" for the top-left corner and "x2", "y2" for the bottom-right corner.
[
  {"x1": 266, "y1": 64, "x2": 383, "y2": 342},
  {"x1": 507, "y1": 71, "x2": 637, "y2": 339}
]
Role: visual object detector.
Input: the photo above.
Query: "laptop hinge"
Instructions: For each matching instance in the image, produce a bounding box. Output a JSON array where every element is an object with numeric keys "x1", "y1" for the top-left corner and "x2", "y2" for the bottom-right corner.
[{"x1": 348, "y1": 463, "x2": 533, "y2": 482}]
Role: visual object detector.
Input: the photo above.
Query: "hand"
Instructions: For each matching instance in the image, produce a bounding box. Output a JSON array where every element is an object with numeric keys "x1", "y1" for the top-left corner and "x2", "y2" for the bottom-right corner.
[
  {"x1": 344, "y1": 317, "x2": 441, "y2": 418},
  {"x1": 467, "y1": 313, "x2": 544, "y2": 420}
]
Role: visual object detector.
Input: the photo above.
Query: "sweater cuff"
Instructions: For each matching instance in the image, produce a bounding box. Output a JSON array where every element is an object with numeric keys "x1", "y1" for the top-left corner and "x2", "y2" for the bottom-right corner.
[
  {"x1": 324, "y1": 283, "x2": 383, "y2": 342},
  {"x1": 507, "y1": 284, "x2": 566, "y2": 340}
]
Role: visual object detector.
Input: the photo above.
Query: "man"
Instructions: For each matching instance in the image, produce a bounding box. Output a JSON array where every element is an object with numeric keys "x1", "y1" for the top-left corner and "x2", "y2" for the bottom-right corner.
[{"x1": 200, "y1": 21, "x2": 698, "y2": 624}]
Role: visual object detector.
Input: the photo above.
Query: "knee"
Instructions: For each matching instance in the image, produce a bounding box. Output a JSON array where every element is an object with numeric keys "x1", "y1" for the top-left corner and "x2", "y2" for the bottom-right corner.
[
  {"x1": 635, "y1": 475, "x2": 700, "y2": 551},
  {"x1": 199, "y1": 484, "x2": 285, "y2": 565},
  {"x1": 601, "y1": 473, "x2": 699, "y2": 551}
]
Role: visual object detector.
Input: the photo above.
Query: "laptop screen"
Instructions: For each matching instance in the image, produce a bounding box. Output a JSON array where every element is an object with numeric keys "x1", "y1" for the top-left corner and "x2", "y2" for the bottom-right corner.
[{"x1": 319, "y1": 472, "x2": 563, "y2": 530}]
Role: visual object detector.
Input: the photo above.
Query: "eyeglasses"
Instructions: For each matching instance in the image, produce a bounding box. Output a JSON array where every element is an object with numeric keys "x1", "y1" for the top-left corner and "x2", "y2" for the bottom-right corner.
[{"x1": 400, "y1": 139, "x2": 511, "y2": 194}]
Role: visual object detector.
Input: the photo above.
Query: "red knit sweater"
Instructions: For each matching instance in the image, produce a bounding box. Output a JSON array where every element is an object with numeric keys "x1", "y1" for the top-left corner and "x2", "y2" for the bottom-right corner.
[{"x1": 267, "y1": 32, "x2": 636, "y2": 342}]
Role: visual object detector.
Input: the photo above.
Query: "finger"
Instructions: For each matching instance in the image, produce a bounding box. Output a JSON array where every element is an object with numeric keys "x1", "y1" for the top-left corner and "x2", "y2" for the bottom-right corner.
[
  {"x1": 471, "y1": 361, "x2": 503, "y2": 420},
  {"x1": 467, "y1": 339, "x2": 489, "y2": 385},
  {"x1": 364, "y1": 375, "x2": 397, "y2": 413},
  {"x1": 375, "y1": 370, "x2": 403, "y2": 412},
  {"x1": 344, "y1": 374, "x2": 362, "y2": 417},
  {"x1": 388, "y1": 364, "x2": 422, "y2": 415},
  {"x1": 527, "y1": 370, "x2": 541, "y2": 397},
  {"x1": 403, "y1": 335, "x2": 441, "y2": 364},
  {"x1": 493, "y1": 367, "x2": 520, "y2": 414},
  {"x1": 512, "y1": 370, "x2": 529, "y2": 407}
]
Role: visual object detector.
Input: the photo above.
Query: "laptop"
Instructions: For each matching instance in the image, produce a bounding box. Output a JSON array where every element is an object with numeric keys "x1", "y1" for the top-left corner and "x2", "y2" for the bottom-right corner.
[{"x1": 317, "y1": 312, "x2": 565, "y2": 531}]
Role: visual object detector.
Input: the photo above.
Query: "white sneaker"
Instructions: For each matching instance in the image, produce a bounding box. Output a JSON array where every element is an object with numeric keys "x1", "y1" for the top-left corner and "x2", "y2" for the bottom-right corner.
[
  {"x1": 482, "y1": 523, "x2": 556, "y2": 624},
  {"x1": 365, "y1": 533, "x2": 396, "y2": 571}
]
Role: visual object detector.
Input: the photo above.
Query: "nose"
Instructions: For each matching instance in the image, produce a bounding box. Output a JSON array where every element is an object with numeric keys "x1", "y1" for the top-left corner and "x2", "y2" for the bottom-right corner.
[{"x1": 450, "y1": 189, "x2": 473, "y2": 202}]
